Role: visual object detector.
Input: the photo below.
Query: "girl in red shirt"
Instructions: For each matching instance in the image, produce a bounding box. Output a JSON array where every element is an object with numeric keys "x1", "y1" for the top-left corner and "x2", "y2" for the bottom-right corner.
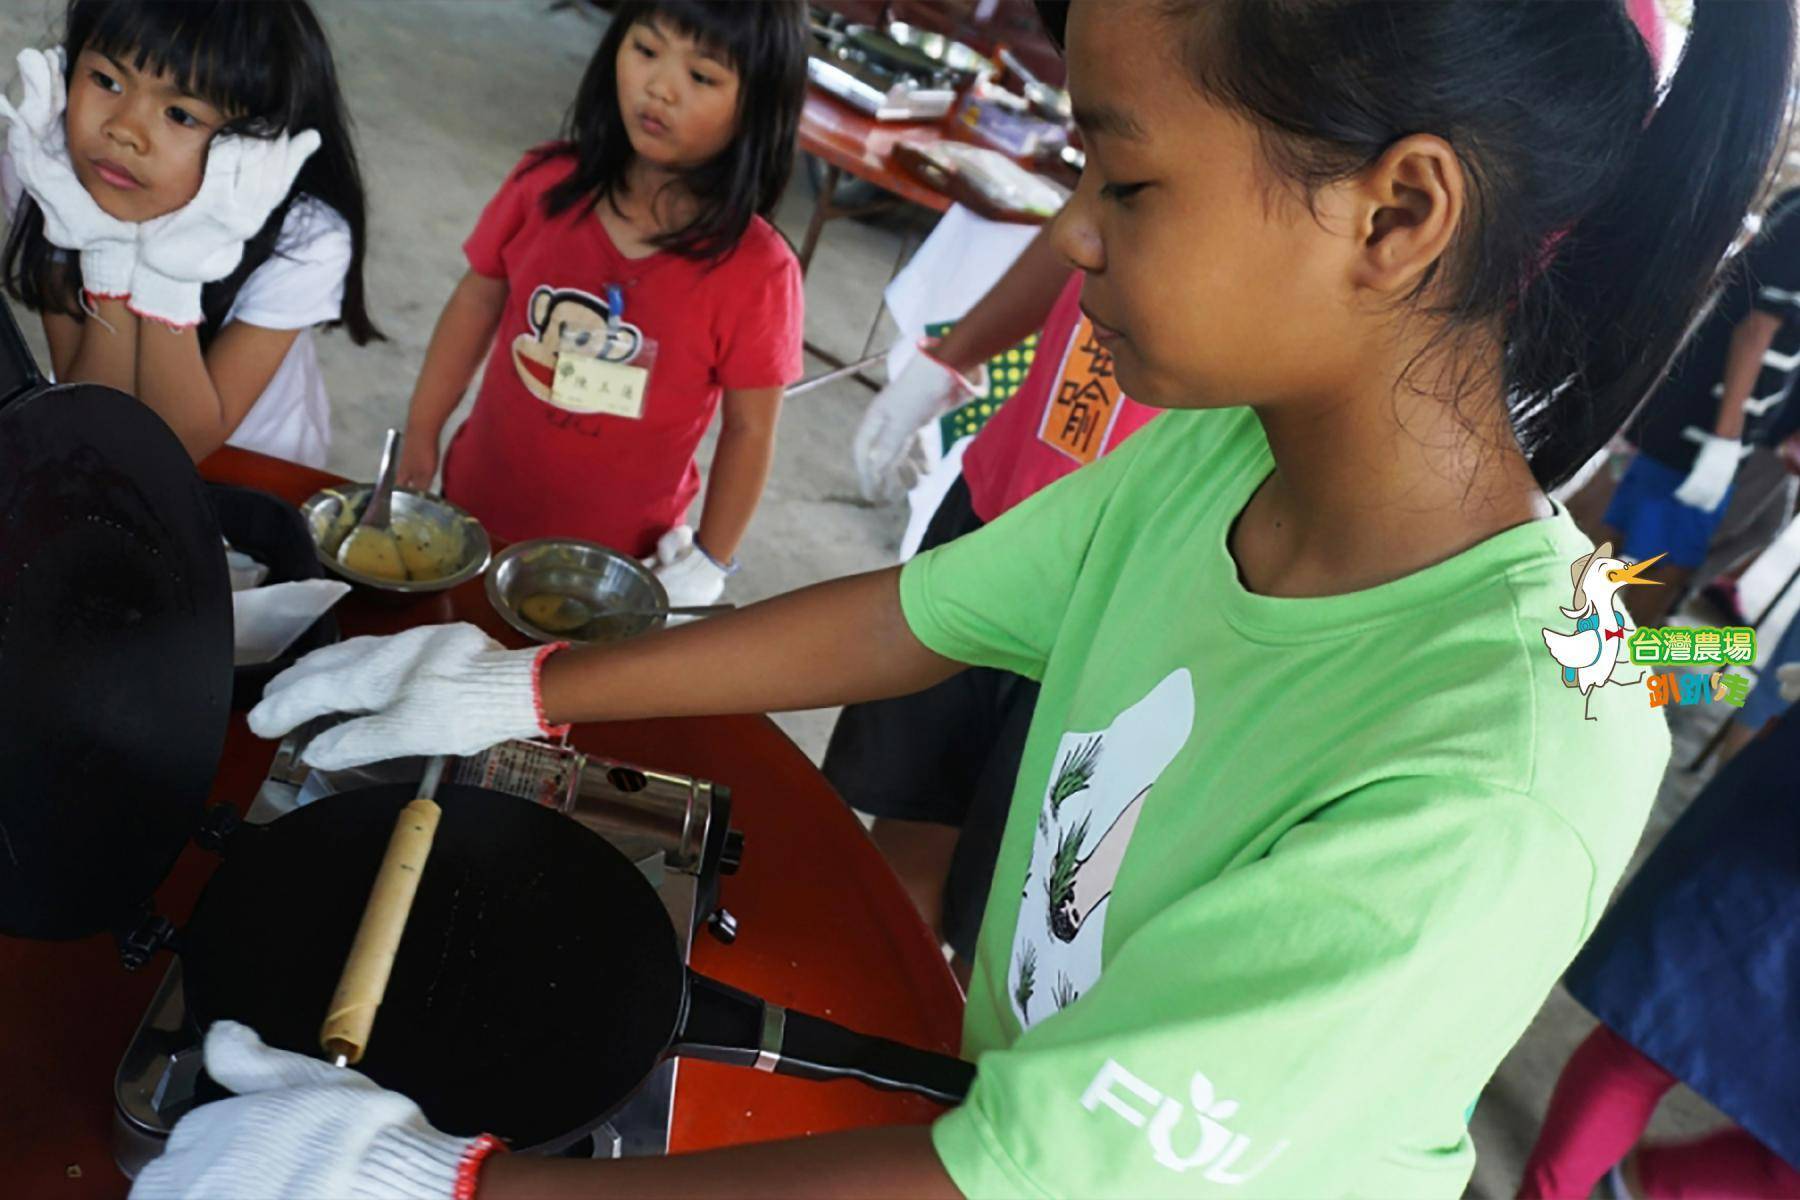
[{"x1": 397, "y1": 1, "x2": 807, "y2": 606}]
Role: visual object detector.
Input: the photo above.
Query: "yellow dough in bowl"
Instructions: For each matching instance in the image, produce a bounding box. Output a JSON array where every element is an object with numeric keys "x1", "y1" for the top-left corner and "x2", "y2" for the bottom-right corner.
[
  {"x1": 337, "y1": 527, "x2": 408, "y2": 582},
  {"x1": 520, "y1": 593, "x2": 592, "y2": 634},
  {"x1": 396, "y1": 525, "x2": 457, "y2": 582}
]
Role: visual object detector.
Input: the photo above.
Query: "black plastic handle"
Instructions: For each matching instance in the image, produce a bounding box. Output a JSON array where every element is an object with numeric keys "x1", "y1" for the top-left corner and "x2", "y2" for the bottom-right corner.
[{"x1": 674, "y1": 971, "x2": 974, "y2": 1106}]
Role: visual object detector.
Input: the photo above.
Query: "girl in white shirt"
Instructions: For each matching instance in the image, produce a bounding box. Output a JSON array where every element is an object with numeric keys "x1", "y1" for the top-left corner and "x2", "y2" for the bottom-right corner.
[{"x1": 0, "y1": 0, "x2": 379, "y2": 468}]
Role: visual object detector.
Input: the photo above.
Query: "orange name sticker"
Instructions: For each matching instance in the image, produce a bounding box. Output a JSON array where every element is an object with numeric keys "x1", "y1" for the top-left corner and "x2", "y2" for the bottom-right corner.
[{"x1": 1037, "y1": 317, "x2": 1123, "y2": 466}]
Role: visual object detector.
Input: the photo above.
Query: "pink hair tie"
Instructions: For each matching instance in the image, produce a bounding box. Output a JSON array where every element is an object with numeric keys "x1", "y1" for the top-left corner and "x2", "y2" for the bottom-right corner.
[
  {"x1": 1524, "y1": 0, "x2": 1669, "y2": 289},
  {"x1": 1624, "y1": 0, "x2": 1667, "y2": 81}
]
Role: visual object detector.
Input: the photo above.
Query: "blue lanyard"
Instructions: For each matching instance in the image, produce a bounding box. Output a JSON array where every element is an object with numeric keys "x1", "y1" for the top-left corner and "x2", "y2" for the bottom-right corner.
[{"x1": 606, "y1": 283, "x2": 625, "y2": 342}]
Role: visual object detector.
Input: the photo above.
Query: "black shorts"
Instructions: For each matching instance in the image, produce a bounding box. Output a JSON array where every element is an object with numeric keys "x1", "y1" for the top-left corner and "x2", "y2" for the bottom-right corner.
[{"x1": 822, "y1": 476, "x2": 1039, "y2": 962}]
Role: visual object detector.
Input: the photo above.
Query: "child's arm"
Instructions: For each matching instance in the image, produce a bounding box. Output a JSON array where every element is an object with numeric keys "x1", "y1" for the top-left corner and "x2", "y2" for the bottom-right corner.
[
  {"x1": 852, "y1": 224, "x2": 1070, "y2": 500},
  {"x1": 132, "y1": 1024, "x2": 961, "y2": 1199},
  {"x1": 930, "y1": 222, "x2": 1070, "y2": 374},
  {"x1": 32, "y1": 130, "x2": 322, "y2": 459},
  {"x1": 694, "y1": 386, "x2": 781, "y2": 563},
  {"x1": 1713, "y1": 309, "x2": 1782, "y2": 440},
  {"x1": 1676, "y1": 308, "x2": 1781, "y2": 509},
  {"x1": 50, "y1": 296, "x2": 314, "y2": 463},
  {"x1": 541, "y1": 567, "x2": 958, "y2": 724},
  {"x1": 134, "y1": 321, "x2": 304, "y2": 461},
  {"x1": 398, "y1": 270, "x2": 508, "y2": 488},
  {"x1": 480, "y1": 1126, "x2": 958, "y2": 1199},
  {"x1": 250, "y1": 567, "x2": 967, "y2": 771},
  {"x1": 251, "y1": 409, "x2": 1134, "y2": 773},
  {"x1": 42, "y1": 298, "x2": 137, "y2": 395}
]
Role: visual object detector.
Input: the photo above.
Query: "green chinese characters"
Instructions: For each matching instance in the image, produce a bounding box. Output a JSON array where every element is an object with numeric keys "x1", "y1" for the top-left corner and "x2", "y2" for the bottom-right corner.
[{"x1": 1629, "y1": 625, "x2": 1755, "y2": 667}]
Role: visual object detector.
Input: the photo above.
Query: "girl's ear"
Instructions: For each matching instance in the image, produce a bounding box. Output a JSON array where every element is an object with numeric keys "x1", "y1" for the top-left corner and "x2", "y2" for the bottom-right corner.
[{"x1": 1345, "y1": 133, "x2": 1464, "y2": 297}]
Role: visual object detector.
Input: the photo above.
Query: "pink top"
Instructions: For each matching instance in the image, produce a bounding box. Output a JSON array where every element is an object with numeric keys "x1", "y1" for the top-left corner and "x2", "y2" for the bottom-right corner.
[{"x1": 961, "y1": 272, "x2": 1158, "y2": 523}]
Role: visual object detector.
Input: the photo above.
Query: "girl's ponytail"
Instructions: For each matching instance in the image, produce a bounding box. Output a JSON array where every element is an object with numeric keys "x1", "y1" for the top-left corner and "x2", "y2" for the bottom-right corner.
[{"x1": 1516, "y1": 0, "x2": 1796, "y2": 487}]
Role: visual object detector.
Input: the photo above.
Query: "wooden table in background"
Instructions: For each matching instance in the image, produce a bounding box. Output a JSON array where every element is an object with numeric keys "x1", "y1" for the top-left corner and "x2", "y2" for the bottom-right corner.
[
  {"x1": 796, "y1": 86, "x2": 1061, "y2": 270},
  {"x1": 797, "y1": 87, "x2": 955, "y2": 275},
  {"x1": 0, "y1": 446, "x2": 965, "y2": 1197},
  {"x1": 792, "y1": 87, "x2": 1060, "y2": 394}
]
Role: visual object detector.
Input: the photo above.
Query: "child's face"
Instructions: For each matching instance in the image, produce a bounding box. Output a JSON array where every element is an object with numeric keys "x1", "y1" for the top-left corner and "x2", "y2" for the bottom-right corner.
[
  {"x1": 614, "y1": 16, "x2": 741, "y2": 173},
  {"x1": 63, "y1": 48, "x2": 227, "y2": 223},
  {"x1": 1052, "y1": 2, "x2": 1368, "y2": 411}
]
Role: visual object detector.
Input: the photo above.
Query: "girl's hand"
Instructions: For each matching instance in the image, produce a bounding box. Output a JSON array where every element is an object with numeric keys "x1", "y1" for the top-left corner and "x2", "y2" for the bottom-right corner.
[
  {"x1": 130, "y1": 129, "x2": 322, "y2": 328},
  {"x1": 129, "y1": 1021, "x2": 501, "y2": 1200},
  {"x1": 644, "y1": 526, "x2": 730, "y2": 607},
  {"x1": 396, "y1": 432, "x2": 441, "y2": 492},
  {"x1": 852, "y1": 344, "x2": 985, "y2": 504},
  {"x1": 247, "y1": 623, "x2": 566, "y2": 771},
  {"x1": 1673, "y1": 433, "x2": 1741, "y2": 511},
  {"x1": 0, "y1": 48, "x2": 137, "y2": 297}
]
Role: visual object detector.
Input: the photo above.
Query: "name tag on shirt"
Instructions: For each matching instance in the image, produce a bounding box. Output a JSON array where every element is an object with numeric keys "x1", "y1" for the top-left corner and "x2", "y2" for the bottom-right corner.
[
  {"x1": 1038, "y1": 316, "x2": 1124, "y2": 465},
  {"x1": 552, "y1": 354, "x2": 648, "y2": 419}
]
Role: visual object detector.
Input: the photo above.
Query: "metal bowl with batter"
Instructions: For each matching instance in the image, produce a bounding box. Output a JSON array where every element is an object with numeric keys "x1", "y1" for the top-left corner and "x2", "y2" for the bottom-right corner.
[
  {"x1": 486, "y1": 537, "x2": 670, "y2": 644},
  {"x1": 301, "y1": 485, "x2": 491, "y2": 594}
]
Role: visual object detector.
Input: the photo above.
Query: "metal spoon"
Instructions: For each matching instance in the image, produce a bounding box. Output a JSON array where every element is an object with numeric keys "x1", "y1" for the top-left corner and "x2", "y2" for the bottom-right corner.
[
  {"x1": 519, "y1": 593, "x2": 734, "y2": 635},
  {"x1": 336, "y1": 429, "x2": 406, "y2": 582}
]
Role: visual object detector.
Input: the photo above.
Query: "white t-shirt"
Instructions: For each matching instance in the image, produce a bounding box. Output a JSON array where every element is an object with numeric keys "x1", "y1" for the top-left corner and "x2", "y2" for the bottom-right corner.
[
  {"x1": 219, "y1": 196, "x2": 352, "y2": 468},
  {"x1": 2, "y1": 150, "x2": 352, "y2": 467}
]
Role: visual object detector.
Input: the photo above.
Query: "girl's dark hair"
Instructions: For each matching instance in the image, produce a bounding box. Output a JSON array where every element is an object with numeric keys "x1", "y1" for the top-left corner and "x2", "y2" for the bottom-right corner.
[
  {"x1": 2, "y1": 0, "x2": 381, "y2": 347},
  {"x1": 534, "y1": 0, "x2": 807, "y2": 261},
  {"x1": 1062, "y1": 1, "x2": 1793, "y2": 490}
]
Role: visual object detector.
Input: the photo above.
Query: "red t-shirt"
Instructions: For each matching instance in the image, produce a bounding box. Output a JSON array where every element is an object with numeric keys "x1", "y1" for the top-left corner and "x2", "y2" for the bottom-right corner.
[
  {"x1": 961, "y1": 272, "x2": 1158, "y2": 523},
  {"x1": 442, "y1": 151, "x2": 804, "y2": 557}
]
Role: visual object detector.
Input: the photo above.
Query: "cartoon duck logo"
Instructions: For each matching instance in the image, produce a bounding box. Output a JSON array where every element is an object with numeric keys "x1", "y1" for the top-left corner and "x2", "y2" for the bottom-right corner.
[{"x1": 1541, "y1": 541, "x2": 1663, "y2": 721}]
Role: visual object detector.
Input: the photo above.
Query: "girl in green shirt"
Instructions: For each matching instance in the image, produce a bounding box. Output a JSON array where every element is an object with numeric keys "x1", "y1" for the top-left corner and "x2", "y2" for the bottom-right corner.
[{"x1": 151, "y1": 1, "x2": 1794, "y2": 1197}]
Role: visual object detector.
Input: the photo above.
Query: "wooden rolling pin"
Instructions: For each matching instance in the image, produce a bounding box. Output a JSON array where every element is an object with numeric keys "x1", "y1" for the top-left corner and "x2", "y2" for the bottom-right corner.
[{"x1": 320, "y1": 756, "x2": 447, "y2": 1067}]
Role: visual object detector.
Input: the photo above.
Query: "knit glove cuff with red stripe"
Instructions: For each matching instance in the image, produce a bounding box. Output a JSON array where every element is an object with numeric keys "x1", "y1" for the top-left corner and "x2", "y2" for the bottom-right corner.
[
  {"x1": 129, "y1": 1021, "x2": 504, "y2": 1200},
  {"x1": 247, "y1": 622, "x2": 570, "y2": 771}
]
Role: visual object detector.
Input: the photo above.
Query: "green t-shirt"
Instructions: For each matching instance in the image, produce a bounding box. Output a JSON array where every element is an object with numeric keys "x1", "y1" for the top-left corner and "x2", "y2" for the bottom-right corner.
[{"x1": 902, "y1": 406, "x2": 1670, "y2": 1198}]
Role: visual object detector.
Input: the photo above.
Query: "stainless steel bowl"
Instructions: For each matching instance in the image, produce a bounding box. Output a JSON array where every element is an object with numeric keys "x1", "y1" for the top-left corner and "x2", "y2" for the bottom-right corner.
[
  {"x1": 486, "y1": 538, "x2": 670, "y2": 645},
  {"x1": 300, "y1": 485, "x2": 491, "y2": 594}
]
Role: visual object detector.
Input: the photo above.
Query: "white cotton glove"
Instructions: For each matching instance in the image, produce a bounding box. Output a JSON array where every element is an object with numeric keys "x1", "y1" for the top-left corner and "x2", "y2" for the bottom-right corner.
[
  {"x1": 1673, "y1": 434, "x2": 1741, "y2": 511},
  {"x1": 131, "y1": 128, "x2": 321, "y2": 328},
  {"x1": 247, "y1": 622, "x2": 564, "y2": 771},
  {"x1": 642, "y1": 524, "x2": 728, "y2": 607},
  {"x1": 0, "y1": 47, "x2": 136, "y2": 296},
  {"x1": 131, "y1": 1021, "x2": 500, "y2": 1200},
  {"x1": 851, "y1": 345, "x2": 985, "y2": 504},
  {"x1": 1778, "y1": 662, "x2": 1800, "y2": 704}
]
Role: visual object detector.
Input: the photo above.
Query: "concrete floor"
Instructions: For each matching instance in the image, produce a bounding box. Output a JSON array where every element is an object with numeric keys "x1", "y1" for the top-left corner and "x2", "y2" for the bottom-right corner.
[{"x1": 2, "y1": 2, "x2": 1767, "y2": 1194}]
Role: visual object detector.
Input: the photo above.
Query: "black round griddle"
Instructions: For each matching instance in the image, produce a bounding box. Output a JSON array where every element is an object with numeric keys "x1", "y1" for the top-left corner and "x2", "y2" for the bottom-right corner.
[
  {"x1": 182, "y1": 784, "x2": 973, "y2": 1151},
  {"x1": 0, "y1": 385, "x2": 232, "y2": 941}
]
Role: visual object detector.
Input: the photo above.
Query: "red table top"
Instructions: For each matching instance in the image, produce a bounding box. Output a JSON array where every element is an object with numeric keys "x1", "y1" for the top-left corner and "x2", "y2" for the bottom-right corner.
[
  {"x1": 800, "y1": 86, "x2": 1062, "y2": 227},
  {"x1": 800, "y1": 87, "x2": 953, "y2": 214},
  {"x1": 0, "y1": 446, "x2": 963, "y2": 1196}
]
